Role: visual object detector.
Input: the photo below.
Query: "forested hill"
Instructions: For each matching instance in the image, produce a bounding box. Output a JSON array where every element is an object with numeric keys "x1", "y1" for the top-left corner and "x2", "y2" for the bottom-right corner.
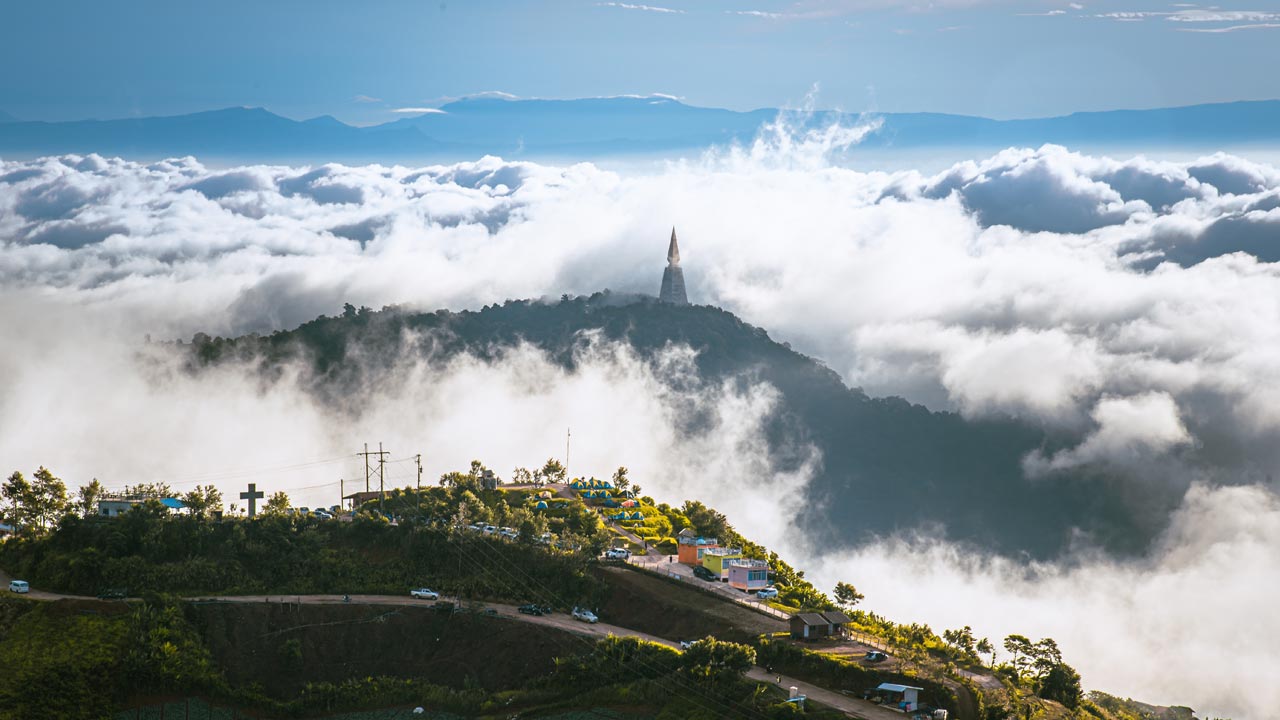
[{"x1": 182, "y1": 292, "x2": 1170, "y2": 559}]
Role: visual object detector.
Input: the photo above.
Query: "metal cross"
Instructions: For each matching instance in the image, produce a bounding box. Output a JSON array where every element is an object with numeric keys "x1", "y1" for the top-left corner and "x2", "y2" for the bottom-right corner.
[{"x1": 240, "y1": 482, "x2": 265, "y2": 517}]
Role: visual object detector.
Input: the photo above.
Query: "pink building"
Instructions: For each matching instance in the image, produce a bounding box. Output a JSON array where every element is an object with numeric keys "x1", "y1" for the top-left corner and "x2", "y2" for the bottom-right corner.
[{"x1": 727, "y1": 558, "x2": 770, "y2": 591}]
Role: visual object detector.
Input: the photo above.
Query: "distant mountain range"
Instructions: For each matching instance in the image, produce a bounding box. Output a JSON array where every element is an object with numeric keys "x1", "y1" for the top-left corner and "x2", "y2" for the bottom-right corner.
[
  {"x1": 182, "y1": 292, "x2": 1185, "y2": 560},
  {"x1": 2, "y1": 96, "x2": 1279, "y2": 162}
]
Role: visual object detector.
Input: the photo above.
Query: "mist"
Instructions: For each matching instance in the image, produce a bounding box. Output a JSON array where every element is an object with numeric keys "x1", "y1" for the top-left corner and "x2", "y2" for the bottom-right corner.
[{"x1": 4, "y1": 121, "x2": 1280, "y2": 716}]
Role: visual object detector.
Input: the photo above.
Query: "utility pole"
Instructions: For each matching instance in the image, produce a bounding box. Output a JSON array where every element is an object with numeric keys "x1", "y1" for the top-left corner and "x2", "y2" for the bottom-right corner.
[
  {"x1": 340, "y1": 478, "x2": 344, "y2": 510},
  {"x1": 356, "y1": 443, "x2": 390, "y2": 510},
  {"x1": 360, "y1": 443, "x2": 371, "y2": 492},
  {"x1": 378, "y1": 442, "x2": 387, "y2": 515},
  {"x1": 416, "y1": 454, "x2": 422, "y2": 493},
  {"x1": 565, "y1": 427, "x2": 571, "y2": 481}
]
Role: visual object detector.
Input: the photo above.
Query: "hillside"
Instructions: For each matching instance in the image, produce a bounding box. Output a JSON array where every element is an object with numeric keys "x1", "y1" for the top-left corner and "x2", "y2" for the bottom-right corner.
[{"x1": 183, "y1": 293, "x2": 1167, "y2": 559}]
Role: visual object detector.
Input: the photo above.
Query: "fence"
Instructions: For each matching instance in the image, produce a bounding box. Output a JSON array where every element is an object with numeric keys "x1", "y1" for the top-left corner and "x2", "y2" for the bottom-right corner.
[{"x1": 623, "y1": 555, "x2": 790, "y2": 620}]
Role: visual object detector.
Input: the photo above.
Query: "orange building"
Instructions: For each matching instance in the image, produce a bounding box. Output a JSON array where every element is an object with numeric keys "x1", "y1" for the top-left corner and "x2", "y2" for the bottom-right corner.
[{"x1": 676, "y1": 527, "x2": 719, "y2": 565}]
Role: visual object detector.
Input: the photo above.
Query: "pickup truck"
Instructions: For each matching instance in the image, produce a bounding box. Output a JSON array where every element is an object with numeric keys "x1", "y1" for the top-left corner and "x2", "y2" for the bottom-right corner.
[{"x1": 410, "y1": 588, "x2": 440, "y2": 600}]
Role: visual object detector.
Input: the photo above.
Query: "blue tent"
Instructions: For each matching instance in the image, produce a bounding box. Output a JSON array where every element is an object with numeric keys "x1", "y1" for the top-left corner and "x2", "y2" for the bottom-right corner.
[
  {"x1": 602, "y1": 500, "x2": 620, "y2": 508},
  {"x1": 535, "y1": 501, "x2": 549, "y2": 509},
  {"x1": 160, "y1": 497, "x2": 186, "y2": 510},
  {"x1": 629, "y1": 512, "x2": 644, "y2": 520}
]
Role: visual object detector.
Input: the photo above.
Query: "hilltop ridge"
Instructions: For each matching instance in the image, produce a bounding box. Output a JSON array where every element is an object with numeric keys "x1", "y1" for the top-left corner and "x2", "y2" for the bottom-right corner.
[{"x1": 182, "y1": 292, "x2": 1173, "y2": 560}]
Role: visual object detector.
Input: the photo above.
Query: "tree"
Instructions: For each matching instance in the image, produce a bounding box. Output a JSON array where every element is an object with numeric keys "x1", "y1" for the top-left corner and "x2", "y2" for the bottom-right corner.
[
  {"x1": 1004, "y1": 634, "x2": 1033, "y2": 677},
  {"x1": 262, "y1": 491, "x2": 291, "y2": 516},
  {"x1": 120, "y1": 483, "x2": 174, "y2": 500},
  {"x1": 540, "y1": 458, "x2": 567, "y2": 484},
  {"x1": 612, "y1": 466, "x2": 630, "y2": 493},
  {"x1": 183, "y1": 484, "x2": 224, "y2": 519},
  {"x1": 511, "y1": 467, "x2": 533, "y2": 485},
  {"x1": 833, "y1": 581, "x2": 864, "y2": 609},
  {"x1": 679, "y1": 637, "x2": 756, "y2": 685},
  {"x1": 976, "y1": 637, "x2": 995, "y2": 667},
  {"x1": 943, "y1": 626, "x2": 979, "y2": 663},
  {"x1": 681, "y1": 500, "x2": 728, "y2": 539},
  {"x1": 77, "y1": 478, "x2": 105, "y2": 518},
  {"x1": 2, "y1": 470, "x2": 32, "y2": 527},
  {"x1": 1037, "y1": 661, "x2": 1082, "y2": 708},
  {"x1": 29, "y1": 467, "x2": 69, "y2": 530},
  {"x1": 1030, "y1": 637, "x2": 1062, "y2": 679}
]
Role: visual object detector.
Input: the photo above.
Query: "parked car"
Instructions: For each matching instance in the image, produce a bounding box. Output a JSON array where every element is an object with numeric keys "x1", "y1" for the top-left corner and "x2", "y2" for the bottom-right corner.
[
  {"x1": 517, "y1": 603, "x2": 543, "y2": 616},
  {"x1": 499, "y1": 527, "x2": 519, "y2": 540},
  {"x1": 604, "y1": 548, "x2": 630, "y2": 560},
  {"x1": 466, "y1": 523, "x2": 483, "y2": 532},
  {"x1": 679, "y1": 640, "x2": 694, "y2": 650},
  {"x1": 693, "y1": 565, "x2": 716, "y2": 581},
  {"x1": 431, "y1": 600, "x2": 456, "y2": 612},
  {"x1": 537, "y1": 532, "x2": 552, "y2": 545},
  {"x1": 864, "y1": 651, "x2": 888, "y2": 663},
  {"x1": 97, "y1": 587, "x2": 127, "y2": 600},
  {"x1": 8, "y1": 580, "x2": 29, "y2": 594},
  {"x1": 481, "y1": 607, "x2": 498, "y2": 617},
  {"x1": 410, "y1": 588, "x2": 440, "y2": 600},
  {"x1": 755, "y1": 587, "x2": 779, "y2": 599},
  {"x1": 481, "y1": 524, "x2": 497, "y2": 535},
  {"x1": 571, "y1": 607, "x2": 598, "y2": 624}
]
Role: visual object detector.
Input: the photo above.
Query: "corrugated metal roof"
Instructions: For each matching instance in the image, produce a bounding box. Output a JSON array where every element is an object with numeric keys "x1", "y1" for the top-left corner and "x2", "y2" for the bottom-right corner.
[
  {"x1": 877, "y1": 683, "x2": 924, "y2": 692},
  {"x1": 794, "y1": 613, "x2": 828, "y2": 625},
  {"x1": 820, "y1": 610, "x2": 852, "y2": 625}
]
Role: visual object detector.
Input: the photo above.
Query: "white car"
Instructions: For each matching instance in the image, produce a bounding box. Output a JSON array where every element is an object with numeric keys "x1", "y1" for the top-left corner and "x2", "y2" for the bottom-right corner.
[
  {"x1": 755, "y1": 587, "x2": 779, "y2": 599},
  {"x1": 604, "y1": 548, "x2": 630, "y2": 560},
  {"x1": 410, "y1": 588, "x2": 440, "y2": 600},
  {"x1": 8, "y1": 580, "x2": 29, "y2": 594},
  {"x1": 499, "y1": 527, "x2": 519, "y2": 540},
  {"x1": 481, "y1": 524, "x2": 498, "y2": 535},
  {"x1": 571, "y1": 607, "x2": 598, "y2": 624}
]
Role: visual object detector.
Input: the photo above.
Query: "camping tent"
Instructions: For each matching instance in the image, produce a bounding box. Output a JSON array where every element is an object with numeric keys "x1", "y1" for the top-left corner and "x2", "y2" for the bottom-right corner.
[{"x1": 535, "y1": 501, "x2": 549, "y2": 509}]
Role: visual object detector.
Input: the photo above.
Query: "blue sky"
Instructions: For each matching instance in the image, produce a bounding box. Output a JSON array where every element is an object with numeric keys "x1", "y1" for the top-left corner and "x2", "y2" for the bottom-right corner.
[{"x1": 4, "y1": 0, "x2": 1279, "y2": 123}]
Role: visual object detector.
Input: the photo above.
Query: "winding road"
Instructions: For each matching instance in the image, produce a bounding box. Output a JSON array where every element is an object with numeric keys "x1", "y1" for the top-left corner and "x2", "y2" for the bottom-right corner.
[{"x1": 3, "y1": 566, "x2": 904, "y2": 720}]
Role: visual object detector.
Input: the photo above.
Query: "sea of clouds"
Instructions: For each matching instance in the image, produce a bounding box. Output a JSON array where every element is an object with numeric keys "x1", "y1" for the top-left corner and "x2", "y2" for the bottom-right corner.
[{"x1": 3, "y1": 121, "x2": 1280, "y2": 717}]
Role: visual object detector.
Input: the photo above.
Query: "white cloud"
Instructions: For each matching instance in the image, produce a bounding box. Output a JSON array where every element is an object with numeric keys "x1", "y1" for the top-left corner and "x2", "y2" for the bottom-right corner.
[
  {"x1": 807, "y1": 483, "x2": 1280, "y2": 720},
  {"x1": 353, "y1": 94, "x2": 382, "y2": 104},
  {"x1": 390, "y1": 107, "x2": 447, "y2": 114},
  {"x1": 597, "y1": 2, "x2": 685, "y2": 13},
  {"x1": 1178, "y1": 22, "x2": 1280, "y2": 31},
  {"x1": 1026, "y1": 391, "x2": 1192, "y2": 472},
  {"x1": 6, "y1": 126, "x2": 1280, "y2": 716}
]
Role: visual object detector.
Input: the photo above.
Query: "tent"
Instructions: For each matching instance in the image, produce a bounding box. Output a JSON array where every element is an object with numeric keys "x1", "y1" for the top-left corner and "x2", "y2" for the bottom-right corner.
[
  {"x1": 620, "y1": 499, "x2": 637, "y2": 508},
  {"x1": 629, "y1": 512, "x2": 644, "y2": 520},
  {"x1": 535, "y1": 501, "x2": 549, "y2": 509},
  {"x1": 603, "y1": 500, "x2": 620, "y2": 508}
]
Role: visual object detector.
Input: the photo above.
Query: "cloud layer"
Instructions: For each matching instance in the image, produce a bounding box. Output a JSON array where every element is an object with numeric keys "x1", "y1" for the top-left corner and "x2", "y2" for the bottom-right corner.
[{"x1": 4, "y1": 132, "x2": 1280, "y2": 716}]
